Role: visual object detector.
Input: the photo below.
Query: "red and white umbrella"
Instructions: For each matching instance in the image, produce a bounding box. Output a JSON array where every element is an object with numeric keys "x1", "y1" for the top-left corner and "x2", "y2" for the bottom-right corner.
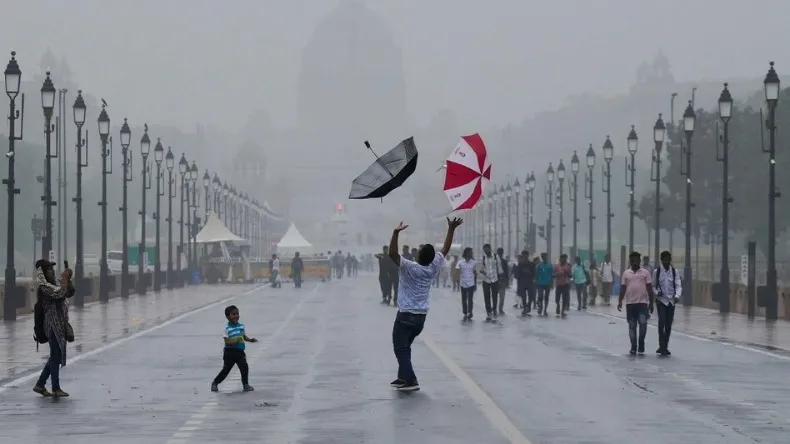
[{"x1": 442, "y1": 133, "x2": 491, "y2": 210}]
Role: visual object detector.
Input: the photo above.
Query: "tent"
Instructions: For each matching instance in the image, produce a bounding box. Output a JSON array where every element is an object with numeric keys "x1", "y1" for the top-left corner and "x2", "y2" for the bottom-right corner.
[
  {"x1": 195, "y1": 212, "x2": 249, "y2": 244},
  {"x1": 277, "y1": 223, "x2": 313, "y2": 256}
]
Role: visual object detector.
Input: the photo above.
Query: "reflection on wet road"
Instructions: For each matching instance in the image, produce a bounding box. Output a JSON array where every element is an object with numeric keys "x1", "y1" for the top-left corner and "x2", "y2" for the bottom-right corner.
[{"x1": 0, "y1": 276, "x2": 788, "y2": 443}]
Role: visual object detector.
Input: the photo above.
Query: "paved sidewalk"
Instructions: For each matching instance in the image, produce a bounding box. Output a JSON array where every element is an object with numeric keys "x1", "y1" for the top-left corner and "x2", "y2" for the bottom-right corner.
[{"x1": 0, "y1": 283, "x2": 261, "y2": 384}]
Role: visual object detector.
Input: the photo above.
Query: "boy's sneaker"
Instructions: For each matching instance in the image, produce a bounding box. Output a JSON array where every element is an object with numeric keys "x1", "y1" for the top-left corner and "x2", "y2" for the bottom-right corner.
[
  {"x1": 51, "y1": 389, "x2": 69, "y2": 397},
  {"x1": 638, "y1": 343, "x2": 645, "y2": 354},
  {"x1": 210, "y1": 383, "x2": 219, "y2": 392},
  {"x1": 467, "y1": 313, "x2": 473, "y2": 320},
  {"x1": 390, "y1": 378, "x2": 407, "y2": 388},
  {"x1": 397, "y1": 381, "x2": 420, "y2": 392},
  {"x1": 33, "y1": 385, "x2": 51, "y2": 397},
  {"x1": 243, "y1": 384, "x2": 255, "y2": 392},
  {"x1": 629, "y1": 347, "x2": 637, "y2": 355}
]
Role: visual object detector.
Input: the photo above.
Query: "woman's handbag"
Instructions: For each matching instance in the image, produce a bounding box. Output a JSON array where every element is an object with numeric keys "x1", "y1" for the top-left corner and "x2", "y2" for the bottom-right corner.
[{"x1": 64, "y1": 322, "x2": 75, "y2": 342}]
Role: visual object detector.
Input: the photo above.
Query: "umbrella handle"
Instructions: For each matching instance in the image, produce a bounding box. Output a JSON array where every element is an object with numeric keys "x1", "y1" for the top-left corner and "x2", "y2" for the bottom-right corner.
[{"x1": 363, "y1": 140, "x2": 395, "y2": 178}]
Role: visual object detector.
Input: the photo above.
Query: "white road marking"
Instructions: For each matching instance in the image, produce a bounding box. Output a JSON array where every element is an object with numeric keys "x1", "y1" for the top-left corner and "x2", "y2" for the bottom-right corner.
[
  {"x1": 165, "y1": 283, "x2": 321, "y2": 442},
  {"x1": 421, "y1": 335, "x2": 533, "y2": 444},
  {"x1": 0, "y1": 284, "x2": 267, "y2": 394}
]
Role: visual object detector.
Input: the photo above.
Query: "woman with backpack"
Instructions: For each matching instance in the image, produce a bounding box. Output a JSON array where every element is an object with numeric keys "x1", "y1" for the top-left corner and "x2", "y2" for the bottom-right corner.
[{"x1": 32, "y1": 260, "x2": 74, "y2": 397}]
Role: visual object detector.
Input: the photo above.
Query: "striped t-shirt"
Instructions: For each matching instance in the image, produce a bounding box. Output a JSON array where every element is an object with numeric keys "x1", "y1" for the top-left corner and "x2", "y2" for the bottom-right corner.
[{"x1": 224, "y1": 322, "x2": 245, "y2": 350}]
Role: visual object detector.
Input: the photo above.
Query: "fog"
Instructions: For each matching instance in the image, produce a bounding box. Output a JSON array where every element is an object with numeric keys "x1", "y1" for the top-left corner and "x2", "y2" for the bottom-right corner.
[{"x1": 2, "y1": 0, "x2": 790, "y2": 261}]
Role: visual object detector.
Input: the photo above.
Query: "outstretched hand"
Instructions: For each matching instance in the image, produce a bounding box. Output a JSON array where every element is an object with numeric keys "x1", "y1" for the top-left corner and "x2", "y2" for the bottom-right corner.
[
  {"x1": 394, "y1": 221, "x2": 409, "y2": 232},
  {"x1": 447, "y1": 217, "x2": 463, "y2": 229}
]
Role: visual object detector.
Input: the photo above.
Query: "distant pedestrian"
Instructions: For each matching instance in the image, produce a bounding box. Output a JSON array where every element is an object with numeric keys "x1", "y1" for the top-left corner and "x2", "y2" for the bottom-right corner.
[
  {"x1": 211, "y1": 305, "x2": 258, "y2": 392},
  {"x1": 496, "y1": 247, "x2": 509, "y2": 315},
  {"x1": 601, "y1": 255, "x2": 614, "y2": 305},
  {"x1": 553, "y1": 254, "x2": 572, "y2": 318},
  {"x1": 654, "y1": 251, "x2": 681, "y2": 356},
  {"x1": 32, "y1": 260, "x2": 74, "y2": 398},
  {"x1": 618, "y1": 251, "x2": 655, "y2": 355},
  {"x1": 535, "y1": 253, "x2": 554, "y2": 316},
  {"x1": 480, "y1": 244, "x2": 502, "y2": 322},
  {"x1": 571, "y1": 256, "x2": 589, "y2": 310},
  {"x1": 376, "y1": 246, "x2": 397, "y2": 304},
  {"x1": 513, "y1": 250, "x2": 536, "y2": 316},
  {"x1": 457, "y1": 247, "x2": 477, "y2": 321},
  {"x1": 588, "y1": 261, "x2": 600, "y2": 306},
  {"x1": 291, "y1": 252, "x2": 304, "y2": 288},
  {"x1": 451, "y1": 255, "x2": 461, "y2": 292},
  {"x1": 388, "y1": 217, "x2": 461, "y2": 391}
]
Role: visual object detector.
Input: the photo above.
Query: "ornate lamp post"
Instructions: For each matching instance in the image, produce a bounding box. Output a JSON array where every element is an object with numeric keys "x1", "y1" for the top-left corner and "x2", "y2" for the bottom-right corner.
[
  {"x1": 97, "y1": 105, "x2": 111, "y2": 302},
  {"x1": 137, "y1": 126, "x2": 151, "y2": 295},
  {"x1": 545, "y1": 164, "x2": 555, "y2": 257},
  {"x1": 203, "y1": 170, "x2": 211, "y2": 224},
  {"x1": 514, "y1": 179, "x2": 521, "y2": 253},
  {"x1": 682, "y1": 101, "x2": 696, "y2": 306},
  {"x1": 212, "y1": 174, "x2": 222, "y2": 219},
  {"x1": 40, "y1": 72, "x2": 56, "y2": 259},
  {"x1": 71, "y1": 90, "x2": 86, "y2": 307},
  {"x1": 763, "y1": 62, "x2": 780, "y2": 320},
  {"x1": 165, "y1": 147, "x2": 175, "y2": 289},
  {"x1": 177, "y1": 154, "x2": 188, "y2": 281},
  {"x1": 570, "y1": 151, "x2": 580, "y2": 257},
  {"x1": 585, "y1": 145, "x2": 596, "y2": 264},
  {"x1": 499, "y1": 185, "x2": 505, "y2": 251},
  {"x1": 153, "y1": 139, "x2": 164, "y2": 292},
  {"x1": 626, "y1": 126, "x2": 638, "y2": 253},
  {"x1": 527, "y1": 173, "x2": 535, "y2": 251},
  {"x1": 3, "y1": 52, "x2": 23, "y2": 319},
  {"x1": 602, "y1": 136, "x2": 614, "y2": 259},
  {"x1": 488, "y1": 190, "x2": 495, "y2": 244},
  {"x1": 556, "y1": 160, "x2": 566, "y2": 256},
  {"x1": 652, "y1": 114, "x2": 666, "y2": 270},
  {"x1": 506, "y1": 184, "x2": 512, "y2": 255},
  {"x1": 189, "y1": 161, "x2": 199, "y2": 272},
  {"x1": 222, "y1": 181, "x2": 230, "y2": 224},
  {"x1": 119, "y1": 118, "x2": 132, "y2": 298}
]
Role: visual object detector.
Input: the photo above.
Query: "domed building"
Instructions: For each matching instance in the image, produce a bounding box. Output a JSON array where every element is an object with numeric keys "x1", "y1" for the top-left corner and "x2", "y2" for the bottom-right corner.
[{"x1": 289, "y1": 1, "x2": 408, "y2": 217}]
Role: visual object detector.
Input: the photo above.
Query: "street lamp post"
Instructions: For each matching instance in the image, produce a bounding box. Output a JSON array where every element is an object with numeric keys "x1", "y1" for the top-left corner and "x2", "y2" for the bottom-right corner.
[
  {"x1": 71, "y1": 90, "x2": 86, "y2": 307},
  {"x1": 203, "y1": 170, "x2": 211, "y2": 223},
  {"x1": 626, "y1": 126, "x2": 638, "y2": 253},
  {"x1": 545, "y1": 164, "x2": 555, "y2": 257},
  {"x1": 178, "y1": 154, "x2": 188, "y2": 284},
  {"x1": 137, "y1": 126, "x2": 151, "y2": 295},
  {"x1": 585, "y1": 145, "x2": 596, "y2": 265},
  {"x1": 682, "y1": 101, "x2": 696, "y2": 306},
  {"x1": 222, "y1": 181, "x2": 229, "y2": 225},
  {"x1": 488, "y1": 191, "x2": 494, "y2": 244},
  {"x1": 40, "y1": 72, "x2": 56, "y2": 259},
  {"x1": 652, "y1": 114, "x2": 666, "y2": 269},
  {"x1": 557, "y1": 161, "x2": 566, "y2": 256},
  {"x1": 212, "y1": 174, "x2": 221, "y2": 219},
  {"x1": 153, "y1": 139, "x2": 164, "y2": 292},
  {"x1": 3, "y1": 51, "x2": 23, "y2": 320},
  {"x1": 763, "y1": 62, "x2": 780, "y2": 320},
  {"x1": 602, "y1": 136, "x2": 614, "y2": 259},
  {"x1": 165, "y1": 147, "x2": 175, "y2": 289},
  {"x1": 119, "y1": 118, "x2": 132, "y2": 298},
  {"x1": 506, "y1": 184, "x2": 512, "y2": 255},
  {"x1": 190, "y1": 161, "x2": 199, "y2": 272},
  {"x1": 499, "y1": 185, "x2": 505, "y2": 251},
  {"x1": 97, "y1": 105, "x2": 111, "y2": 303},
  {"x1": 527, "y1": 173, "x2": 535, "y2": 251},
  {"x1": 514, "y1": 180, "x2": 521, "y2": 253},
  {"x1": 570, "y1": 151, "x2": 580, "y2": 258},
  {"x1": 715, "y1": 84, "x2": 733, "y2": 313}
]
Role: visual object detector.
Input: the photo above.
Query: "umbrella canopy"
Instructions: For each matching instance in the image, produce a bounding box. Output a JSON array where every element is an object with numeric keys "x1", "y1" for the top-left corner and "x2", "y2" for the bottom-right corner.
[
  {"x1": 349, "y1": 137, "x2": 418, "y2": 199},
  {"x1": 443, "y1": 133, "x2": 491, "y2": 210}
]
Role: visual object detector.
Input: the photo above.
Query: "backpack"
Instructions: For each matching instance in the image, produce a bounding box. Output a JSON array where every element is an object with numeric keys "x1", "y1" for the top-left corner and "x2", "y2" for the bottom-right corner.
[
  {"x1": 654, "y1": 266, "x2": 678, "y2": 297},
  {"x1": 33, "y1": 297, "x2": 48, "y2": 350}
]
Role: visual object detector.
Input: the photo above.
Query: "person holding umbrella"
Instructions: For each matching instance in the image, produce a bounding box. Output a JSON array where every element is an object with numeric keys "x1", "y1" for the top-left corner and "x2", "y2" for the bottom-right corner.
[{"x1": 388, "y1": 217, "x2": 462, "y2": 391}]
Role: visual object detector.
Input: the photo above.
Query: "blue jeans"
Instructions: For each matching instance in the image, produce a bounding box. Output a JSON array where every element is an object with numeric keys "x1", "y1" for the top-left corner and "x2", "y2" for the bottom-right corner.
[
  {"x1": 392, "y1": 312, "x2": 426, "y2": 384},
  {"x1": 626, "y1": 303, "x2": 649, "y2": 349},
  {"x1": 36, "y1": 330, "x2": 62, "y2": 390}
]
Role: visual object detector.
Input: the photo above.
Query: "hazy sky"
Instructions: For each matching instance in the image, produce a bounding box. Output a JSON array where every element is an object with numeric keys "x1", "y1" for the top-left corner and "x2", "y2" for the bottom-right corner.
[{"x1": 3, "y1": 0, "x2": 788, "y2": 133}]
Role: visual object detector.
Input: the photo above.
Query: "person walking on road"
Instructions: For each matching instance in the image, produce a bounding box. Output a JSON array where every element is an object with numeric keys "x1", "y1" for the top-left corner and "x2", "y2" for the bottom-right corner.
[
  {"x1": 451, "y1": 255, "x2": 461, "y2": 292},
  {"x1": 457, "y1": 247, "x2": 477, "y2": 321},
  {"x1": 535, "y1": 253, "x2": 554, "y2": 316},
  {"x1": 496, "y1": 247, "x2": 509, "y2": 315},
  {"x1": 553, "y1": 254, "x2": 572, "y2": 318},
  {"x1": 571, "y1": 256, "x2": 589, "y2": 310},
  {"x1": 654, "y1": 250, "x2": 681, "y2": 356},
  {"x1": 32, "y1": 260, "x2": 74, "y2": 398},
  {"x1": 618, "y1": 251, "x2": 655, "y2": 355},
  {"x1": 600, "y1": 255, "x2": 614, "y2": 305},
  {"x1": 513, "y1": 250, "x2": 536, "y2": 316},
  {"x1": 388, "y1": 217, "x2": 462, "y2": 391},
  {"x1": 211, "y1": 305, "x2": 258, "y2": 392},
  {"x1": 480, "y1": 244, "x2": 501, "y2": 322},
  {"x1": 291, "y1": 252, "x2": 304, "y2": 288},
  {"x1": 588, "y1": 261, "x2": 601, "y2": 306},
  {"x1": 376, "y1": 246, "x2": 397, "y2": 304}
]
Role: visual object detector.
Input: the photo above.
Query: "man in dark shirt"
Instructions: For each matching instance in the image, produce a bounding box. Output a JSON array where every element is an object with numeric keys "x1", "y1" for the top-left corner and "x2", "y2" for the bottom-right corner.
[
  {"x1": 513, "y1": 250, "x2": 536, "y2": 316},
  {"x1": 376, "y1": 246, "x2": 398, "y2": 305},
  {"x1": 401, "y1": 245, "x2": 413, "y2": 261}
]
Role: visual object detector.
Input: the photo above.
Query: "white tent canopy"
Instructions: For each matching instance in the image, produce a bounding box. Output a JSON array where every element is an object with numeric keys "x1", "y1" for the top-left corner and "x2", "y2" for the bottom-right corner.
[
  {"x1": 277, "y1": 223, "x2": 313, "y2": 256},
  {"x1": 196, "y1": 212, "x2": 249, "y2": 244}
]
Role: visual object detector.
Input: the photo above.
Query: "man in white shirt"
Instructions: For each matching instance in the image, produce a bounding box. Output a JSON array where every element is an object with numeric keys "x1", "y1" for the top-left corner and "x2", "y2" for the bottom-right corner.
[
  {"x1": 600, "y1": 255, "x2": 614, "y2": 305},
  {"x1": 480, "y1": 244, "x2": 502, "y2": 321},
  {"x1": 653, "y1": 250, "x2": 682, "y2": 356},
  {"x1": 388, "y1": 217, "x2": 462, "y2": 391}
]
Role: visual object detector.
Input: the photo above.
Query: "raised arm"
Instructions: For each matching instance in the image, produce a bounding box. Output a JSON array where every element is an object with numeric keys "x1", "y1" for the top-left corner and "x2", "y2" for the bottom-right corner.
[
  {"x1": 440, "y1": 217, "x2": 463, "y2": 257},
  {"x1": 388, "y1": 222, "x2": 408, "y2": 266}
]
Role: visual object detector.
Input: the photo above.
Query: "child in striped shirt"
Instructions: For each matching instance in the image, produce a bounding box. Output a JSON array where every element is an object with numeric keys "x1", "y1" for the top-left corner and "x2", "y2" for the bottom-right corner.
[{"x1": 211, "y1": 305, "x2": 258, "y2": 392}]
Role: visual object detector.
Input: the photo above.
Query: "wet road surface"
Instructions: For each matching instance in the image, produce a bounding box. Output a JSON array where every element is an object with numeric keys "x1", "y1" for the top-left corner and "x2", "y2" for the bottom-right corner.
[{"x1": 1, "y1": 276, "x2": 789, "y2": 443}]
